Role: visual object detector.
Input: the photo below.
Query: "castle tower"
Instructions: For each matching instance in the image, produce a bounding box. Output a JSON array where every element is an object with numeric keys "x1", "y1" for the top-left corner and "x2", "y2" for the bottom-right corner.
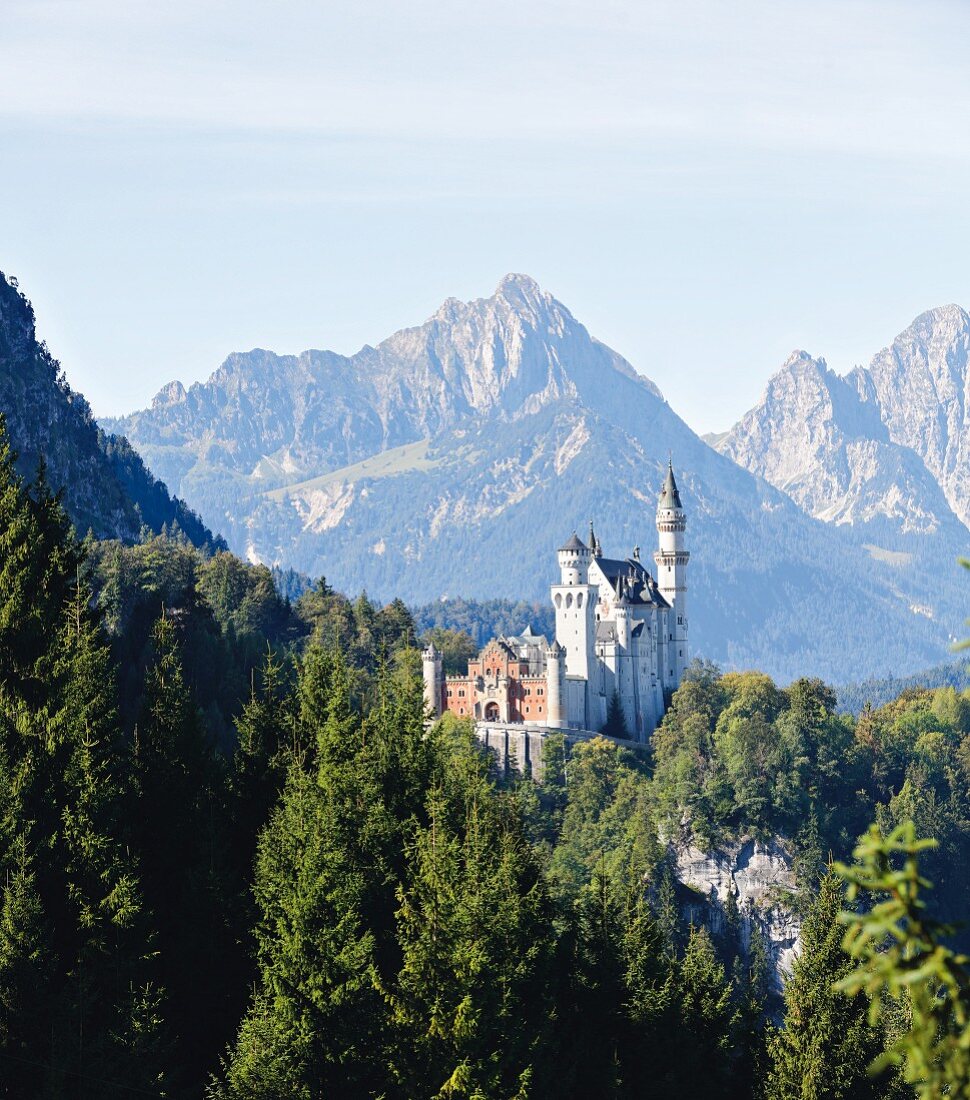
[
  {"x1": 545, "y1": 640, "x2": 566, "y2": 727},
  {"x1": 422, "y1": 642, "x2": 443, "y2": 718},
  {"x1": 551, "y1": 532, "x2": 597, "y2": 687},
  {"x1": 654, "y1": 461, "x2": 690, "y2": 685}
]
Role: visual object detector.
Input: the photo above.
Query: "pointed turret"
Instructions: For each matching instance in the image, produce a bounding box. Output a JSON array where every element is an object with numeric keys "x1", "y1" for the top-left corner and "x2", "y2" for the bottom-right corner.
[
  {"x1": 659, "y1": 460, "x2": 683, "y2": 510},
  {"x1": 654, "y1": 458, "x2": 689, "y2": 689}
]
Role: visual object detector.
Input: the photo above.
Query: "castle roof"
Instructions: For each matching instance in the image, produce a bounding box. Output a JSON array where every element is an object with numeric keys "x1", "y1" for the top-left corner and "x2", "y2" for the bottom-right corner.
[
  {"x1": 659, "y1": 461, "x2": 683, "y2": 509},
  {"x1": 504, "y1": 628, "x2": 549, "y2": 650},
  {"x1": 559, "y1": 532, "x2": 588, "y2": 552},
  {"x1": 595, "y1": 556, "x2": 671, "y2": 608}
]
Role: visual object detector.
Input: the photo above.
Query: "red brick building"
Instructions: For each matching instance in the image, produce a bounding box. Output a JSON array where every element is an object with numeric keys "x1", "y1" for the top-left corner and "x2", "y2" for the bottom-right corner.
[{"x1": 435, "y1": 630, "x2": 551, "y2": 723}]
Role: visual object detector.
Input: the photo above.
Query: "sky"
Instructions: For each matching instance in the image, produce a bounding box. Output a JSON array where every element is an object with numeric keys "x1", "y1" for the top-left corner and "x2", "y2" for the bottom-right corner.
[{"x1": 3, "y1": 0, "x2": 970, "y2": 434}]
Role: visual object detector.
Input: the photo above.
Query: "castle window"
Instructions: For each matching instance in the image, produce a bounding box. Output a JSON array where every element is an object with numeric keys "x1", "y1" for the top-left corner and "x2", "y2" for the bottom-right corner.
[
  {"x1": 566, "y1": 593, "x2": 573, "y2": 609},
  {"x1": 577, "y1": 592, "x2": 584, "y2": 608},
  {"x1": 554, "y1": 593, "x2": 562, "y2": 608}
]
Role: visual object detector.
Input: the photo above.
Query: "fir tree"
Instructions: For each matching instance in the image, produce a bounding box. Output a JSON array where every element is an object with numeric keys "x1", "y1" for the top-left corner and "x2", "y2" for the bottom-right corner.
[
  {"x1": 132, "y1": 612, "x2": 231, "y2": 1093},
  {"x1": 214, "y1": 762, "x2": 383, "y2": 1099},
  {"x1": 228, "y1": 648, "x2": 294, "y2": 874},
  {"x1": 388, "y1": 765, "x2": 556, "y2": 1099},
  {"x1": 602, "y1": 690, "x2": 630, "y2": 740},
  {"x1": 660, "y1": 925, "x2": 738, "y2": 1096},
  {"x1": 765, "y1": 870, "x2": 883, "y2": 1100}
]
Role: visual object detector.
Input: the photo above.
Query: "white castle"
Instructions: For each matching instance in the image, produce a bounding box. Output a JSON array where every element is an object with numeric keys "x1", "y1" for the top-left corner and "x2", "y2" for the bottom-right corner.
[{"x1": 423, "y1": 462, "x2": 689, "y2": 745}]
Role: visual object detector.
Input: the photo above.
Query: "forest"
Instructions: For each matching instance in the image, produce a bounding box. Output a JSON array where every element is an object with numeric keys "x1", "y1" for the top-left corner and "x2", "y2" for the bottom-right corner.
[{"x1": 2, "y1": 411, "x2": 970, "y2": 1100}]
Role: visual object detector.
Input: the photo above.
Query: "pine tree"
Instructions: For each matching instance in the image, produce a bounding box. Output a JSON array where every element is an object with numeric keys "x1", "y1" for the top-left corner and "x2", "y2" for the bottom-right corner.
[
  {"x1": 561, "y1": 867, "x2": 625, "y2": 1097},
  {"x1": 215, "y1": 761, "x2": 383, "y2": 1099},
  {"x1": 0, "y1": 831, "x2": 51, "y2": 1097},
  {"x1": 765, "y1": 870, "x2": 883, "y2": 1100},
  {"x1": 602, "y1": 690, "x2": 630, "y2": 740},
  {"x1": 388, "y1": 763, "x2": 556, "y2": 1099},
  {"x1": 132, "y1": 612, "x2": 231, "y2": 1093},
  {"x1": 732, "y1": 921, "x2": 771, "y2": 1100},
  {"x1": 44, "y1": 581, "x2": 168, "y2": 1097},
  {"x1": 228, "y1": 648, "x2": 294, "y2": 873},
  {"x1": 0, "y1": 419, "x2": 77, "y2": 705},
  {"x1": 0, "y1": 426, "x2": 166, "y2": 1097},
  {"x1": 654, "y1": 863, "x2": 681, "y2": 957},
  {"x1": 617, "y1": 889, "x2": 676, "y2": 1097},
  {"x1": 658, "y1": 925, "x2": 738, "y2": 1096}
]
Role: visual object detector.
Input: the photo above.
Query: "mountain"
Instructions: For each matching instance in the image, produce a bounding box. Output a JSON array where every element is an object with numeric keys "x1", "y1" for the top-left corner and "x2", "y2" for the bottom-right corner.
[
  {"x1": 106, "y1": 275, "x2": 964, "y2": 682},
  {"x1": 717, "y1": 350, "x2": 965, "y2": 538},
  {"x1": 857, "y1": 305, "x2": 970, "y2": 527},
  {"x1": 0, "y1": 272, "x2": 217, "y2": 547}
]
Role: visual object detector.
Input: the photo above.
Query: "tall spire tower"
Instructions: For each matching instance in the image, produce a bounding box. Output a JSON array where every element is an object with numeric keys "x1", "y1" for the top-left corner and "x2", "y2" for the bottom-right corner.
[{"x1": 654, "y1": 460, "x2": 689, "y2": 686}]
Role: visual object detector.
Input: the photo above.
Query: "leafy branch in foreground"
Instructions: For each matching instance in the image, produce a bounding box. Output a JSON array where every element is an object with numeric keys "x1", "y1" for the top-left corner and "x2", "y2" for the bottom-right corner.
[{"x1": 834, "y1": 820, "x2": 970, "y2": 1098}]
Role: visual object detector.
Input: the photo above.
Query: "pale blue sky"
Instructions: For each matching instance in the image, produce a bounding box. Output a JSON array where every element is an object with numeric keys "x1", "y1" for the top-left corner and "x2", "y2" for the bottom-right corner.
[{"x1": 3, "y1": 0, "x2": 970, "y2": 433}]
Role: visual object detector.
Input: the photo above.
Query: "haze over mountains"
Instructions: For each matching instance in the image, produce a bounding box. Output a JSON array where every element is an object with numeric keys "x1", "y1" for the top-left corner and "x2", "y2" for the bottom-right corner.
[{"x1": 104, "y1": 275, "x2": 969, "y2": 683}]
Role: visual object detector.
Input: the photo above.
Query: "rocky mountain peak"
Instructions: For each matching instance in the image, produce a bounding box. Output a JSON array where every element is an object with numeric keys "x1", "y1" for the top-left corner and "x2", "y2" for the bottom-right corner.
[
  {"x1": 152, "y1": 380, "x2": 188, "y2": 409},
  {"x1": 717, "y1": 306, "x2": 970, "y2": 536},
  {"x1": 859, "y1": 302, "x2": 970, "y2": 526},
  {"x1": 492, "y1": 271, "x2": 553, "y2": 311}
]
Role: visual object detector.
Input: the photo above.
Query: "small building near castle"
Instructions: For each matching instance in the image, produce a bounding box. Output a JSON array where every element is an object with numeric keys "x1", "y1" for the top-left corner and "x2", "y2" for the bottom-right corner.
[{"x1": 423, "y1": 462, "x2": 690, "y2": 745}]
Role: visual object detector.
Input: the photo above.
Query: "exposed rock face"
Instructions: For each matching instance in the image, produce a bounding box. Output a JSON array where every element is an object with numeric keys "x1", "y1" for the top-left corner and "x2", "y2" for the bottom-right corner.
[
  {"x1": 857, "y1": 305, "x2": 970, "y2": 527},
  {"x1": 719, "y1": 305, "x2": 970, "y2": 543},
  {"x1": 106, "y1": 274, "x2": 653, "y2": 488},
  {"x1": 719, "y1": 350, "x2": 964, "y2": 536},
  {"x1": 105, "y1": 275, "x2": 963, "y2": 681},
  {"x1": 673, "y1": 837, "x2": 801, "y2": 994}
]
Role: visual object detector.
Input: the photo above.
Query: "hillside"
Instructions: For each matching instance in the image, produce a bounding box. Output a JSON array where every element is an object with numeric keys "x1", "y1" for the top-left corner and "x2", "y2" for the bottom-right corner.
[
  {"x1": 0, "y1": 272, "x2": 217, "y2": 546},
  {"x1": 106, "y1": 275, "x2": 961, "y2": 682}
]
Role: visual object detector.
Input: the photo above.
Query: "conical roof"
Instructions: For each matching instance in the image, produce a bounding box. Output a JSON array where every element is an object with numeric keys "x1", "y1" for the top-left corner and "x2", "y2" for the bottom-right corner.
[
  {"x1": 658, "y1": 461, "x2": 683, "y2": 509},
  {"x1": 559, "y1": 532, "x2": 588, "y2": 552}
]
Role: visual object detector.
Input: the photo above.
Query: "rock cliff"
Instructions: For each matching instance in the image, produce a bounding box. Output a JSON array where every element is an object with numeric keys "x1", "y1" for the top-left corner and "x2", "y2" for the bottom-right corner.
[{"x1": 673, "y1": 837, "x2": 802, "y2": 994}]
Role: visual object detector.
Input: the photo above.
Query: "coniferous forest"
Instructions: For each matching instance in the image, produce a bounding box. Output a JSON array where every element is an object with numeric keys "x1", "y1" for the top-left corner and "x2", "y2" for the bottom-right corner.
[{"x1": 3, "y1": 409, "x2": 970, "y2": 1100}]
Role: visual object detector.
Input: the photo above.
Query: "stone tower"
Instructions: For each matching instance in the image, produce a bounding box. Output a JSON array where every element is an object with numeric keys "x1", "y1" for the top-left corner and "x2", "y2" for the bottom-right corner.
[
  {"x1": 654, "y1": 461, "x2": 690, "y2": 684},
  {"x1": 551, "y1": 532, "x2": 596, "y2": 684},
  {"x1": 422, "y1": 642, "x2": 443, "y2": 718},
  {"x1": 545, "y1": 639, "x2": 566, "y2": 727}
]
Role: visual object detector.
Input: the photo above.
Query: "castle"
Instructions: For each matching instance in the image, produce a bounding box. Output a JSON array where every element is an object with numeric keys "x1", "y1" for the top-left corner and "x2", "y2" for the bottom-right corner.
[{"x1": 423, "y1": 462, "x2": 689, "y2": 745}]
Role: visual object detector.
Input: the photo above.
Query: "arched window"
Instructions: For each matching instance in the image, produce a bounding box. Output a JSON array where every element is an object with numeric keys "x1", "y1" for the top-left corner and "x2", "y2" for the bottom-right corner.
[
  {"x1": 577, "y1": 592, "x2": 584, "y2": 609},
  {"x1": 554, "y1": 593, "x2": 562, "y2": 609},
  {"x1": 565, "y1": 593, "x2": 573, "y2": 609}
]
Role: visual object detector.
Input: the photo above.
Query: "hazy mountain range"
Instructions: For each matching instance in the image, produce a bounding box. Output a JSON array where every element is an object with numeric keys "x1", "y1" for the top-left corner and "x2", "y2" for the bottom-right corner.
[{"x1": 102, "y1": 274, "x2": 970, "y2": 683}]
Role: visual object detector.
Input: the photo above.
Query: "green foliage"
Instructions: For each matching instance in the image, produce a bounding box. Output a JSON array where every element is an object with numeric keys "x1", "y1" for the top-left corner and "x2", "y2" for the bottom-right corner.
[
  {"x1": 765, "y1": 870, "x2": 884, "y2": 1100},
  {"x1": 601, "y1": 689, "x2": 629, "y2": 739},
  {"x1": 835, "y1": 820, "x2": 970, "y2": 1098}
]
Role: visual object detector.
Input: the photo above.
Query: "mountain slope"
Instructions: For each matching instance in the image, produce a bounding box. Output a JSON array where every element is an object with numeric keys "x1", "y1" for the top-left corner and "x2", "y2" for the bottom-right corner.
[
  {"x1": 107, "y1": 275, "x2": 963, "y2": 682},
  {"x1": 0, "y1": 272, "x2": 217, "y2": 546}
]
